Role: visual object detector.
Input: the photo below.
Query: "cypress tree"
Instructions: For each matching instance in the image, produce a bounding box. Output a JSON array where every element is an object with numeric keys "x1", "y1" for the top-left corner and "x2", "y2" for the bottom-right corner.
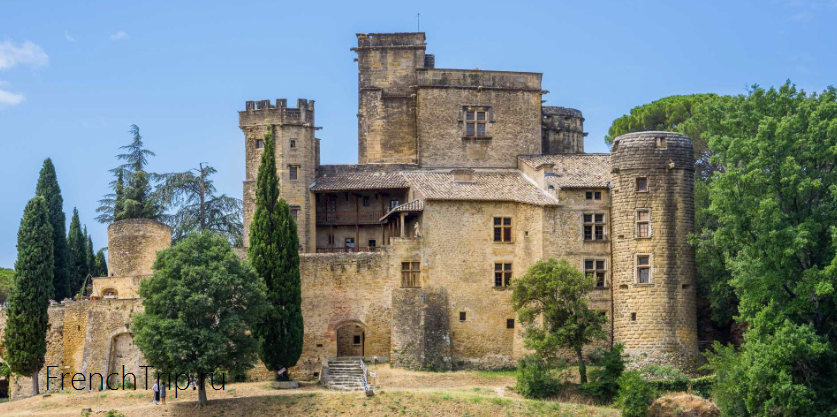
[
  {"x1": 3, "y1": 196, "x2": 53, "y2": 394},
  {"x1": 34, "y1": 158, "x2": 71, "y2": 301},
  {"x1": 94, "y1": 249, "x2": 108, "y2": 277},
  {"x1": 84, "y1": 226, "x2": 95, "y2": 276},
  {"x1": 249, "y1": 131, "x2": 303, "y2": 381},
  {"x1": 67, "y1": 209, "x2": 87, "y2": 296}
]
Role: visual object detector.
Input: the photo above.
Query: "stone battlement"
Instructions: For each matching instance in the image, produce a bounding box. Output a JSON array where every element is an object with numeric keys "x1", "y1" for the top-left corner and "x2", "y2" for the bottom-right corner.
[
  {"x1": 240, "y1": 98, "x2": 315, "y2": 126},
  {"x1": 354, "y1": 32, "x2": 426, "y2": 49}
]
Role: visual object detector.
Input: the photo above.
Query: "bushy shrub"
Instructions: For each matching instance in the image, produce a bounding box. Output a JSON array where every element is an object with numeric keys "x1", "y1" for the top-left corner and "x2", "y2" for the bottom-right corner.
[
  {"x1": 515, "y1": 354, "x2": 562, "y2": 399},
  {"x1": 582, "y1": 344, "x2": 625, "y2": 401},
  {"x1": 614, "y1": 371, "x2": 656, "y2": 417},
  {"x1": 642, "y1": 364, "x2": 690, "y2": 393}
]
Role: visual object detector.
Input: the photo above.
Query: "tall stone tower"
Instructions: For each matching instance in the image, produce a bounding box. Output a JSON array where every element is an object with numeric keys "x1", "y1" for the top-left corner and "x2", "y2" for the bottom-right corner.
[
  {"x1": 239, "y1": 99, "x2": 319, "y2": 251},
  {"x1": 610, "y1": 131, "x2": 699, "y2": 369},
  {"x1": 352, "y1": 33, "x2": 428, "y2": 164},
  {"x1": 541, "y1": 106, "x2": 586, "y2": 154}
]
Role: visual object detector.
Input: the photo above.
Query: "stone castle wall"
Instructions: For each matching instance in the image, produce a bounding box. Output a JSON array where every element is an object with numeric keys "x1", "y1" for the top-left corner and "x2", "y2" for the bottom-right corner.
[
  {"x1": 610, "y1": 132, "x2": 700, "y2": 369},
  {"x1": 107, "y1": 219, "x2": 171, "y2": 277},
  {"x1": 542, "y1": 106, "x2": 585, "y2": 154}
]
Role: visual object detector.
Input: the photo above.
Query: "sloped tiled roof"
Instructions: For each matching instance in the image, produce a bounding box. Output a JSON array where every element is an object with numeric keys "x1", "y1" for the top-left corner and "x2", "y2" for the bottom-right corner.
[
  {"x1": 519, "y1": 154, "x2": 611, "y2": 188},
  {"x1": 311, "y1": 164, "x2": 415, "y2": 191},
  {"x1": 380, "y1": 199, "x2": 424, "y2": 221},
  {"x1": 402, "y1": 171, "x2": 559, "y2": 206}
]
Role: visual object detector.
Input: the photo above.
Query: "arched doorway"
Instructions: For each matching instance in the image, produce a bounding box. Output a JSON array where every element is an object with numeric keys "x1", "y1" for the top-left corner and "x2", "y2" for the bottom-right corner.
[
  {"x1": 107, "y1": 332, "x2": 139, "y2": 389},
  {"x1": 336, "y1": 322, "x2": 367, "y2": 357}
]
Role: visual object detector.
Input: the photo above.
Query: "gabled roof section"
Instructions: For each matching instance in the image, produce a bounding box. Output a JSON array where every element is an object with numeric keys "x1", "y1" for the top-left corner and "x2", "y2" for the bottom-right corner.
[
  {"x1": 519, "y1": 154, "x2": 611, "y2": 189},
  {"x1": 402, "y1": 171, "x2": 559, "y2": 206},
  {"x1": 311, "y1": 164, "x2": 417, "y2": 192},
  {"x1": 380, "y1": 199, "x2": 424, "y2": 221}
]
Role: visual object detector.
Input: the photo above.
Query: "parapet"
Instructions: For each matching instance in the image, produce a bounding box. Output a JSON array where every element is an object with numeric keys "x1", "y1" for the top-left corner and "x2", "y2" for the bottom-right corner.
[
  {"x1": 107, "y1": 219, "x2": 172, "y2": 277},
  {"x1": 417, "y1": 69, "x2": 542, "y2": 91},
  {"x1": 611, "y1": 131, "x2": 694, "y2": 171},
  {"x1": 354, "y1": 32, "x2": 426, "y2": 49},
  {"x1": 240, "y1": 98, "x2": 315, "y2": 126},
  {"x1": 542, "y1": 106, "x2": 583, "y2": 119}
]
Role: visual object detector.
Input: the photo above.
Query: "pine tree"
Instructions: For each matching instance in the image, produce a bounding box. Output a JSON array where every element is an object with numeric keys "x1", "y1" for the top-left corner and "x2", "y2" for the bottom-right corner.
[
  {"x1": 249, "y1": 131, "x2": 304, "y2": 381},
  {"x1": 34, "y1": 158, "x2": 71, "y2": 301},
  {"x1": 94, "y1": 249, "x2": 108, "y2": 277},
  {"x1": 67, "y1": 209, "x2": 88, "y2": 296},
  {"x1": 3, "y1": 196, "x2": 53, "y2": 395}
]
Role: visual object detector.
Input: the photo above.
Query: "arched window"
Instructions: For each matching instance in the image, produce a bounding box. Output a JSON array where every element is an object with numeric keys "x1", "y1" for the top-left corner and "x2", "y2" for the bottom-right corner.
[{"x1": 102, "y1": 288, "x2": 118, "y2": 299}]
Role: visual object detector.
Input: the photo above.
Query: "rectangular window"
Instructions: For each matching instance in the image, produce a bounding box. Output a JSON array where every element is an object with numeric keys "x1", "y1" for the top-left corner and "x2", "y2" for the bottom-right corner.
[
  {"x1": 494, "y1": 262, "x2": 512, "y2": 287},
  {"x1": 506, "y1": 319, "x2": 515, "y2": 329},
  {"x1": 290, "y1": 208, "x2": 299, "y2": 220},
  {"x1": 583, "y1": 213, "x2": 606, "y2": 241},
  {"x1": 636, "y1": 209, "x2": 651, "y2": 238},
  {"x1": 289, "y1": 165, "x2": 298, "y2": 180},
  {"x1": 584, "y1": 259, "x2": 607, "y2": 288},
  {"x1": 255, "y1": 139, "x2": 265, "y2": 149},
  {"x1": 585, "y1": 191, "x2": 602, "y2": 201},
  {"x1": 656, "y1": 137, "x2": 667, "y2": 149},
  {"x1": 636, "y1": 177, "x2": 648, "y2": 192},
  {"x1": 368, "y1": 239, "x2": 376, "y2": 249},
  {"x1": 636, "y1": 255, "x2": 651, "y2": 284},
  {"x1": 345, "y1": 238, "x2": 355, "y2": 250},
  {"x1": 459, "y1": 312, "x2": 467, "y2": 321},
  {"x1": 290, "y1": 138, "x2": 297, "y2": 148},
  {"x1": 493, "y1": 217, "x2": 513, "y2": 242},
  {"x1": 465, "y1": 109, "x2": 488, "y2": 138},
  {"x1": 390, "y1": 199, "x2": 400, "y2": 209},
  {"x1": 363, "y1": 196, "x2": 370, "y2": 207},
  {"x1": 353, "y1": 335, "x2": 361, "y2": 345},
  {"x1": 401, "y1": 261, "x2": 420, "y2": 287}
]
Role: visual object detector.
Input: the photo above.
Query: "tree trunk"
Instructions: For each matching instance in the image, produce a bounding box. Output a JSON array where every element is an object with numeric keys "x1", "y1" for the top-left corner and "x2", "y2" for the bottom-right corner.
[
  {"x1": 197, "y1": 375, "x2": 207, "y2": 406},
  {"x1": 576, "y1": 349, "x2": 587, "y2": 384},
  {"x1": 31, "y1": 369, "x2": 39, "y2": 395}
]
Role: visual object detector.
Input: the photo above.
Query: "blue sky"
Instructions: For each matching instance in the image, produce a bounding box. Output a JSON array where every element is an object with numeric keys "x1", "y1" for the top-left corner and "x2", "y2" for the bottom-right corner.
[{"x1": 0, "y1": 0, "x2": 835, "y2": 267}]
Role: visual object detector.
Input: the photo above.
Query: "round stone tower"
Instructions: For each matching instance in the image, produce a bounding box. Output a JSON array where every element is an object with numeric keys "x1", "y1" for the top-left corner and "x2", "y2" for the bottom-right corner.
[
  {"x1": 610, "y1": 131, "x2": 699, "y2": 369},
  {"x1": 107, "y1": 219, "x2": 172, "y2": 277}
]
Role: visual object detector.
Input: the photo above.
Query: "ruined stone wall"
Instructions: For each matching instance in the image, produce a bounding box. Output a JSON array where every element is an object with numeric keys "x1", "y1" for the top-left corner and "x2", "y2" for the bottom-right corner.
[
  {"x1": 239, "y1": 99, "x2": 318, "y2": 251},
  {"x1": 416, "y1": 70, "x2": 543, "y2": 168},
  {"x1": 354, "y1": 33, "x2": 426, "y2": 164},
  {"x1": 542, "y1": 106, "x2": 585, "y2": 154},
  {"x1": 610, "y1": 132, "x2": 699, "y2": 370},
  {"x1": 107, "y1": 219, "x2": 171, "y2": 277},
  {"x1": 391, "y1": 288, "x2": 451, "y2": 370}
]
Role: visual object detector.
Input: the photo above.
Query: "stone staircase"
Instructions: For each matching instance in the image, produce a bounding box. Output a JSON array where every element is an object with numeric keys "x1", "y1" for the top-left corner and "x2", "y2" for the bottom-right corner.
[{"x1": 323, "y1": 357, "x2": 367, "y2": 391}]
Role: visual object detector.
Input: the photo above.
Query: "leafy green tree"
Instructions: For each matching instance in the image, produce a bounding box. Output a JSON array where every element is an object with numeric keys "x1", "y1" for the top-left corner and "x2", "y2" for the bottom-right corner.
[
  {"x1": 0, "y1": 267, "x2": 13, "y2": 305},
  {"x1": 67, "y1": 208, "x2": 88, "y2": 296},
  {"x1": 93, "y1": 249, "x2": 108, "y2": 278},
  {"x1": 614, "y1": 371, "x2": 655, "y2": 417},
  {"x1": 702, "y1": 82, "x2": 837, "y2": 415},
  {"x1": 249, "y1": 131, "x2": 304, "y2": 381},
  {"x1": 514, "y1": 353, "x2": 562, "y2": 399},
  {"x1": 511, "y1": 258, "x2": 607, "y2": 384},
  {"x1": 582, "y1": 344, "x2": 626, "y2": 401},
  {"x1": 34, "y1": 158, "x2": 71, "y2": 301},
  {"x1": 132, "y1": 233, "x2": 266, "y2": 406},
  {"x1": 157, "y1": 163, "x2": 243, "y2": 245},
  {"x1": 3, "y1": 196, "x2": 53, "y2": 395}
]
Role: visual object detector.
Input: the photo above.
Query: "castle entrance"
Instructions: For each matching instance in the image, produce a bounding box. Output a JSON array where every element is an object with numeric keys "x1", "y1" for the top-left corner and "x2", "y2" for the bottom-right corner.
[
  {"x1": 107, "y1": 332, "x2": 140, "y2": 389},
  {"x1": 336, "y1": 322, "x2": 366, "y2": 357}
]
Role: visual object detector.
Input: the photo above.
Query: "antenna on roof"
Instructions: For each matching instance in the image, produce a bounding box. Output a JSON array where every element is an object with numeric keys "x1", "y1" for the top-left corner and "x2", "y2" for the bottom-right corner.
[{"x1": 417, "y1": 13, "x2": 420, "y2": 32}]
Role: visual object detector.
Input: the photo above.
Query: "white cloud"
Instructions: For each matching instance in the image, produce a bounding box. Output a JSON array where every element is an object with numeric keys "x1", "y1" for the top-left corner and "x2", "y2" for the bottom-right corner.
[
  {"x1": 0, "y1": 87, "x2": 25, "y2": 108},
  {"x1": 65, "y1": 32, "x2": 76, "y2": 42},
  {"x1": 109, "y1": 31, "x2": 129, "y2": 41},
  {"x1": 0, "y1": 40, "x2": 49, "y2": 71}
]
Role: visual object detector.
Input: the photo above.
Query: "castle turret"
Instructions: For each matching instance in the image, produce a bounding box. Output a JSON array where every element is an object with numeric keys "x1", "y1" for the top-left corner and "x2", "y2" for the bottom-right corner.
[
  {"x1": 610, "y1": 131, "x2": 699, "y2": 369},
  {"x1": 541, "y1": 106, "x2": 586, "y2": 154},
  {"x1": 239, "y1": 98, "x2": 319, "y2": 250},
  {"x1": 107, "y1": 219, "x2": 171, "y2": 277}
]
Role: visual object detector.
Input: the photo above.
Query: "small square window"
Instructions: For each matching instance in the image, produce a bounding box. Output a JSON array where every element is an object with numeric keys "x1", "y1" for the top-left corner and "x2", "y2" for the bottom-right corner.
[
  {"x1": 459, "y1": 312, "x2": 467, "y2": 321},
  {"x1": 401, "y1": 261, "x2": 420, "y2": 287},
  {"x1": 464, "y1": 108, "x2": 488, "y2": 138},
  {"x1": 390, "y1": 199, "x2": 400, "y2": 209},
  {"x1": 368, "y1": 239, "x2": 376, "y2": 249},
  {"x1": 363, "y1": 196, "x2": 370, "y2": 206},
  {"x1": 506, "y1": 319, "x2": 515, "y2": 329},
  {"x1": 636, "y1": 177, "x2": 648, "y2": 192},
  {"x1": 656, "y1": 137, "x2": 667, "y2": 149},
  {"x1": 631, "y1": 312, "x2": 637, "y2": 321},
  {"x1": 255, "y1": 139, "x2": 265, "y2": 149},
  {"x1": 585, "y1": 191, "x2": 602, "y2": 201},
  {"x1": 290, "y1": 138, "x2": 297, "y2": 148},
  {"x1": 289, "y1": 165, "x2": 298, "y2": 180},
  {"x1": 353, "y1": 335, "x2": 361, "y2": 345}
]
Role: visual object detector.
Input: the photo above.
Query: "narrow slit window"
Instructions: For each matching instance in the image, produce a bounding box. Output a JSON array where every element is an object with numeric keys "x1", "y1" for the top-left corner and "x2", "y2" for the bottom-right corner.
[
  {"x1": 493, "y1": 217, "x2": 513, "y2": 242},
  {"x1": 290, "y1": 138, "x2": 297, "y2": 148},
  {"x1": 494, "y1": 262, "x2": 512, "y2": 287}
]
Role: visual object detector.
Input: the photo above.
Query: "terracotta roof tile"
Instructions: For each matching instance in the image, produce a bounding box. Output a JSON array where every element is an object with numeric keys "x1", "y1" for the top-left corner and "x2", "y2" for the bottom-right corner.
[
  {"x1": 402, "y1": 171, "x2": 558, "y2": 206},
  {"x1": 311, "y1": 164, "x2": 415, "y2": 191},
  {"x1": 519, "y1": 154, "x2": 611, "y2": 188}
]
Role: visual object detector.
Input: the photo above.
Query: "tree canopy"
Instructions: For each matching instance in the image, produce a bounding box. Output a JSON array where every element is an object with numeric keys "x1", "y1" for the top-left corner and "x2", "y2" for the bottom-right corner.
[
  {"x1": 249, "y1": 131, "x2": 304, "y2": 381},
  {"x1": 3, "y1": 196, "x2": 53, "y2": 394},
  {"x1": 0, "y1": 267, "x2": 13, "y2": 305},
  {"x1": 512, "y1": 258, "x2": 607, "y2": 384},
  {"x1": 132, "y1": 233, "x2": 266, "y2": 406}
]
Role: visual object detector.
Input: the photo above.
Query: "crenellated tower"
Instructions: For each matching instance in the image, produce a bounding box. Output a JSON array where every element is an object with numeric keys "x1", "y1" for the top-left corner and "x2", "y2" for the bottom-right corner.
[
  {"x1": 541, "y1": 106, "x2": 586, "y2": 154},
  {"x1": 610, "y1": 131, "x2": 699, "y2": 369},
  {"x1": 239, "y1": 98, "x2": 320, "y2": 251}
]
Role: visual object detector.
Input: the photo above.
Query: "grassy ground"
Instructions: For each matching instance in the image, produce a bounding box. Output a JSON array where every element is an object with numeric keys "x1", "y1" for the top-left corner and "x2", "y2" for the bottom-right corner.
[{"x1": 0, "y1": 365, "x2": 619, "y2": 416}]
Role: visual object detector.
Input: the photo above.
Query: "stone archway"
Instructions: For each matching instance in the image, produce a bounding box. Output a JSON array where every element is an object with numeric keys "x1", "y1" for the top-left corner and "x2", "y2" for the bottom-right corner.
[
  {"x1": 106, "y1": 331, "x2": 140, "y2": 389},
  {"x1": 335, "y1": 321, "x2": 367, "y2": 358}
]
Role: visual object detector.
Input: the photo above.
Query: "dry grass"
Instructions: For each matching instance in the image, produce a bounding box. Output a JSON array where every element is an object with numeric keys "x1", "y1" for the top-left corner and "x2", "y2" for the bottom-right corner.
[{"x1": 0, "y1": 365, "x2": 619, "y2": 416}]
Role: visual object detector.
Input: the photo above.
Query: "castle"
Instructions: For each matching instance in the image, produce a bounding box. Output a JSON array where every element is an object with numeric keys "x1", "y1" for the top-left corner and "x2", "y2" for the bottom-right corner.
[{"x1": 0, "y1": 32, "x2": 698, "y2": 397}]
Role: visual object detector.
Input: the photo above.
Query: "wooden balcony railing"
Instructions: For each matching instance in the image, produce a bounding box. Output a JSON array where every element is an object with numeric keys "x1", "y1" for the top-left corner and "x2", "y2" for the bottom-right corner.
[
  {"x1": 315, "y1": 246, "x2": 383, "y2": 254},
  {"x1": 316, "y1": 210, "x2": 385, "y2": 226}
]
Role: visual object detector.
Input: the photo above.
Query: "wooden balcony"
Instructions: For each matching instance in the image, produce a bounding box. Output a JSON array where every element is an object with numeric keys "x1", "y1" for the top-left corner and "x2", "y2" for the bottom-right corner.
[
  {"x1": 316, "y1": 210, "x2": 385, "y2": 226},
  {"x1": 315, "y1": 246, "x2": 383, "y2": 254}
]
